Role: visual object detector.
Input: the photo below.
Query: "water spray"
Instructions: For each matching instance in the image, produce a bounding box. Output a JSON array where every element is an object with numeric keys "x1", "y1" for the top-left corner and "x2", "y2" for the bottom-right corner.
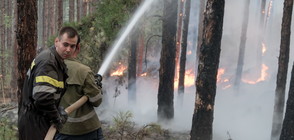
[{"x1": 97, "y1": 0, "x2": 155, "y2": 76}]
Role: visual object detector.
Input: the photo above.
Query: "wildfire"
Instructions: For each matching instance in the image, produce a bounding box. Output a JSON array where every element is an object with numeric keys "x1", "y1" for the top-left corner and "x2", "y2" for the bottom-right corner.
[
  {"x1": 242, "y1": 64, "x2": 269, "y2": 84},
  {"x1": 217, "y1": 68, "x2": 232, "y2": 89},
  {"x1": 140, "y1": 72, "x2": 147, "y2": 77},
  {"x1": 110, "y1": 63, "x2": 127, "y2": 76},
  {"x1": 174, "y1": 69, "x2": 195, "y2": 89},
  {"x1": 217, "y1": 68, "x2": 225, "y2": 83}
]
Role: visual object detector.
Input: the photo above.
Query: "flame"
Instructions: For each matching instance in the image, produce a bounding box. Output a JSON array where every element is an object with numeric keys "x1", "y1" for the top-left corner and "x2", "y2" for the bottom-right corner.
[
  {"x1": 242, "y1": 64, "x2": 269, "y2": 84},
  {"x1": 217, "y1": 68, "x2": 232, "y2": 89},
  {"x1": 110, "y1": 64, "x2": 127, "y2": 76},
  {"x1": 174, "y1": 69, "x2": 195, "y2": 89},
  {"x1": 140, "y1": 72, "x2": 147, "y2": 77},
  {"x1": 217, "y1": 68, "x2": 225, "y2": 83}
]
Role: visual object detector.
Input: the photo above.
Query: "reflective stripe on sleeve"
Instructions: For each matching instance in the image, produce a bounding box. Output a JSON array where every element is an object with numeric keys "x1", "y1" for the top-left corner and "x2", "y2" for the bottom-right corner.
[
  {"x1": 67, "y1": 110, "x2": 96, "y2": 123},
  {"x1": 33, "y1": 85, "x2": 57, "y2": 96},
  {"x1": 35, "y1": 76, "x2": 64, "y2": 88},
  {"x1": 89, "y1": 94, "x2": 102, "y2": 103}
]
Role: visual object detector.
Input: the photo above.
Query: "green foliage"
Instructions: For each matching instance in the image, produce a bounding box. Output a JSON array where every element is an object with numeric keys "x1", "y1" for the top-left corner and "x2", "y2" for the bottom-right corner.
[
  {"x1": 48, "y1": 0, "x2": 162, "y2": 73},
  {"x1": 0, "y1": 117, "x2": 17, "y2": 140},
  {"x1": 105, "y1": 111, "x2": 167, "y2": 140},
  {"x1": 112, "y1": 111, "x2": 134, "y2": 138}
]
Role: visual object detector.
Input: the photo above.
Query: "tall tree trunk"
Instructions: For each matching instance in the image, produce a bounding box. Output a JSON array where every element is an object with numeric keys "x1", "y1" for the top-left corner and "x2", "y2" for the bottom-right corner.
[
  {"x1": 234, "y1": 0, "x2": 250, "y2": 90},
  {"x1": 175, "y1": 0, "x2": 185, "y2": 79},
  {"x1": 7, "y1": 0, "x2": 12, "y2": 83},
  {"x1": 48, "y1": 0, "x2": 54, "y2": 36},
  {"x1": 57, "y1": 0, "x2": 63, "y2": 31},
  {"x1": 16, "y1": 0, "x2": 37, "y2": 106},
  {"x1": 69, "y1": 0, "x2": 75, "y2": 22},
  {"x1": 271, "y1": 0, "x2": 293, "y2": 139},
  {"x1": 43, "y1": 0, "x2": 48, "y2": 47},
  {"x1": 128, "y1": 34, "x2": 137, "y2": 105},
  {"x1": 10, "y1": 0, "x2": 18, "y2": 101},
  {"x1": 190, "y1": 0, "x2": 225, "y2": 139},
  {"x1": 82, "y1": 0, "x2": 88, "y2": 17},
  {"x1": 137, "y1": 27, "x2": 145, "y2": 75},
  {"x1": 157, "y1": 0, "x2": 178, "y2": 121},
  {"x1": 178, "y1": 0, "x2": 191, "y2": 104},
  {"x1": 1, "y1": 0, "x2": 6, "y2": 83},
  {"x1": 280, "y1": 63, "x2": 294, "y2": 139},
  {"x1": 37, "y1": 0, "x2": 43, "y2": 50},
  {"x1": 195, "y1": 0, "x2": 205, "y2": 74},
  {"x1": 77, "y1": 0, "x2": 81, "y2": 22}
]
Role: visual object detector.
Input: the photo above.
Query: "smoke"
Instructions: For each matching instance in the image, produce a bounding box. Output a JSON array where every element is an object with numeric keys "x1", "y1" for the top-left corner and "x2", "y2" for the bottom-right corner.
[{"x1": 95, "y1": 0, "x2": 294, "y2": 140}]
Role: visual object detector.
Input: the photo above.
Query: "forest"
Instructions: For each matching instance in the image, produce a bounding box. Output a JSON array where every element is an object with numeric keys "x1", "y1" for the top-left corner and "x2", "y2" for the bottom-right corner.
[{"x1": 0, "y1": 0, "x2": 294, "y2": 140}]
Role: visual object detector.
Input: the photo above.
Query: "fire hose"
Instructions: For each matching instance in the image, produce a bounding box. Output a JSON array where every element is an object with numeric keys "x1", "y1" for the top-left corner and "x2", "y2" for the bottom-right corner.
[{"x1": 44, "y1": 74, "x2": 102, "y2": 140}]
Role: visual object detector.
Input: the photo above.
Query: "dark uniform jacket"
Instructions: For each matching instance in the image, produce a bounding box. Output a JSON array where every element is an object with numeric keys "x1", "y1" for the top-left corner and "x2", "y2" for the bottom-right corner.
[
  {"x1": 18, "y1": 46, "x2": 68, "y2": 140},
  {"x1": 58, "y1": 58, "x2": 102, "y2": 135}
]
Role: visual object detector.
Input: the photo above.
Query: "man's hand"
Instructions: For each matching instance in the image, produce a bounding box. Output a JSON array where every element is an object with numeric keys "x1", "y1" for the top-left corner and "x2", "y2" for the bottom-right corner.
[
  {"x1": 52, "y1": 106, "x2": 68, "y2": 130},
  {"x1": 58, "y1": 106, "x2": 68, "y2": 124},
  {"x1": 95, "y1": 74, "x2": 103, "y2": 88}
]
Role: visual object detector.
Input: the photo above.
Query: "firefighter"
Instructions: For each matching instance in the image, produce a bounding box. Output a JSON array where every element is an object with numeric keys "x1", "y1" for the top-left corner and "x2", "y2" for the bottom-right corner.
[
  {"x1": 18, "y1": 26, "x2": 79, "y2": 140},
  {"x1": 55, "y1": 38, "x2": 104, "y2": 140}
]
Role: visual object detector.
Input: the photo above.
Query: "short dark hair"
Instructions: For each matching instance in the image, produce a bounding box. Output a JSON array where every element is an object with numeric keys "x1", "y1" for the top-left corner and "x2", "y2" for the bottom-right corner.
[{"x1": 58, "y1": 26, "x2": 79, "y2": 40}]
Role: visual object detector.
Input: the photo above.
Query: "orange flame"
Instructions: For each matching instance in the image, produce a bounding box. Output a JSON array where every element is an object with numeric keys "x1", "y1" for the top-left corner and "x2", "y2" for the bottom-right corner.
[
  {"x1": 217, "y1": 68, "x2": 225, "y2": 83},
  {"x1": 140, "y1": 72, "x2": 147, "y2": 77},
  {"x1": 110, "y1": 64, "x2": 127, "y2": 76},
  {"x1": 174, "y1": 69, "x2": 195, "y2": 89},
  {"x1": 242, "y1": 64, "x2": 269, "y2": 84}
]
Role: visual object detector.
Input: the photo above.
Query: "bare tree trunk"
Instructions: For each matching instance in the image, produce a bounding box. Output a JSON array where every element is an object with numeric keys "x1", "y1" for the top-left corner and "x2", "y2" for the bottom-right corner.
[
  {"x1": 37, "y1": 0, "x2": 43, "y2": 50},
  {"x1": 10, "y1": 0, "x2": 18, "y2": 101},
  {"x1": 190, "y1": 0, "x2": 225, "y2": 139},
  {"x1": 82, "y1": 0, "x2": 88, "y2": 17},
  {"x1": 271, "y1": 0, "x2": 293, "y2": 139},
  {"x1": 195, "y1": 0, "x2": 205, "y2": 74},
  {"x1": 128, "y1": 33, "x2": 137, "y2": 105},
  {"x1": 77, "y1": 0, "x2": 81, "y2": 21},
  {"x1": 234, "y1": 0, "x2": 250, "y2": 90},
  {"x1": 16, "y1": 0, "x2": 37, "y2": 106},
  {"x1": 157, "y1": 0, "x2": 178, "y2": 121},
  {"x1": 48, "y1": 0, "x2": 54, "y2": 36},
  {"x1": 7, "y1": 0, "x2": 12, "y2": 78},
  {"x1": 178, "y1": 0, "x2": 191, "y2": 105},
  {"x1": 280, "y1": 62, "x2": 294, "y2": 139},
  {"x1": 137, "y1": 27, "x2": 145, "y2": 75},
  {"x1": 1, "y1": 0, "x2": 6, "y2": 83},
  {"x1": 69, "y1": 0, "x2": 75, "y2": 22},
  {"x1": 43, "y1": 0, "x2": 48, "y2": 47},
  {"x1": 57, "y1": 0, "x2": 63, "y2": 31},
  {"x1": 175, "y1": 0, "x2": 185, "y2": 79}
]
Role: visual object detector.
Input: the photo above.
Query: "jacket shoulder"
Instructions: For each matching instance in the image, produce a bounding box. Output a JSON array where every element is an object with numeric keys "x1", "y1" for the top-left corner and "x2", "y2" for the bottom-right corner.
[{"x1": 65, "y1": 59, "x2": 92, "y2": 85}]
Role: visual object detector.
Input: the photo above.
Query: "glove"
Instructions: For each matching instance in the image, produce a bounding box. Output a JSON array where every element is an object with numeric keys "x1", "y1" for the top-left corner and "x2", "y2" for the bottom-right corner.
[
  {"x1": 52, "y1": 118, "x2": 63, "y2": 130},
  {"x1": 58, "y1": 106, "x2": 68, "y2": 124},
  {"x1": 95, "y1": 74, "x2": 103, "y2": 88},
  {"x1": 52, "y1": 106, "x2": 68, "y2": 130}
]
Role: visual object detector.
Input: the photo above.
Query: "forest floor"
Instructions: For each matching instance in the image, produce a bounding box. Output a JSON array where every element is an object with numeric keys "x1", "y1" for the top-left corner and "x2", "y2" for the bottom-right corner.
[{"x1": 0, "y1": 102, "x2": 190, "y2": 140}]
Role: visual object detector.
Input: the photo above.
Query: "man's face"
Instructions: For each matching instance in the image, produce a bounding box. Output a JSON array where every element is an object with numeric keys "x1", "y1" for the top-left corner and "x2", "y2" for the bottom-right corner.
[{"x1": 55, "y1": 33, "x2": 78, "y2": 59}]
